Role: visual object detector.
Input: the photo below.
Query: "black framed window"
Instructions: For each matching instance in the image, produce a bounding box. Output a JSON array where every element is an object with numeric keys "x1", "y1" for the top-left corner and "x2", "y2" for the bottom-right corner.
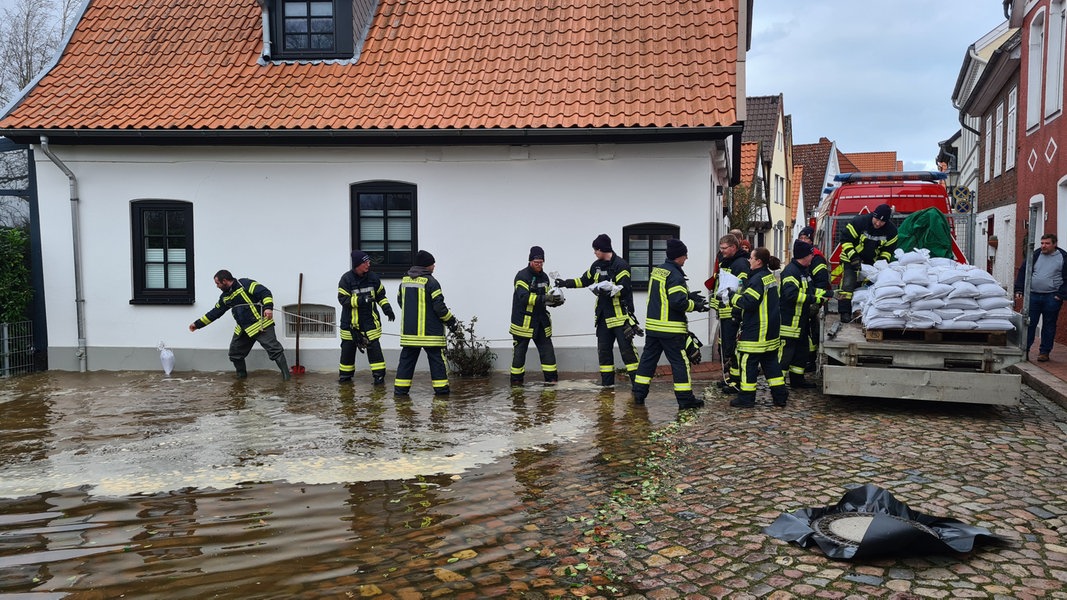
[
  {"x1": 130, "y1": 200, "x2": 194, "y2": 304},
  {"x1": 624, "y1": 222, "x2": 680, "y2": 291},
  {"x1": 351, "y1": 181, "x2": 417, "y2": 278},
  {"x1": 272, "y1": 0, "x2": 354, "y2": 59}
]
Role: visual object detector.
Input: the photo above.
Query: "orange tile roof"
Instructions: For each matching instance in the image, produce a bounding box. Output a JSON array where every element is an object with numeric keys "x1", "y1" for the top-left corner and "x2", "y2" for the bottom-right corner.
[
  {"x1": 740, "y1": 141, "x2": 759, "y2": 186},
  {"x1": 0, "y1": 0, "x2": 741, "y2": 134},
  {"x1": 791, "y1": 163, "x2": 804, "y2": 219},
  {"x1": 844, "y1": 151, "x2": 901, "y2": 172}
]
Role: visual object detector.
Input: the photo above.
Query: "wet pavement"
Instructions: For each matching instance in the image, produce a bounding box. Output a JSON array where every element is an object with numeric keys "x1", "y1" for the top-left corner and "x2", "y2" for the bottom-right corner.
[{"x1": 0, "y1": 368, "x2": 1066, "y2": 599}]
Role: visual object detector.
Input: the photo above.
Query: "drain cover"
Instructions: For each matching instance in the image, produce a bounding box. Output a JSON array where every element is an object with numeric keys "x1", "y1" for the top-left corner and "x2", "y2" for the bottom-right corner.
[{"x1": 812, "y1": 512, "x2": 937, "y2": 547}]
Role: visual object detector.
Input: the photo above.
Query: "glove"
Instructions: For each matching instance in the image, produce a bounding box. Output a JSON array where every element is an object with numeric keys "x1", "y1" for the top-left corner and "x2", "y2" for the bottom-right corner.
[
  {"x1": 846, "y1": 255, "x2": 861, "y2": 268},
  {"x1": 688, "y1": 291, "x2": 706, "y2": 304},
  {"x1": 554, "y1": 278, "x2": 574, "y2": 289},
  {"x1": 447, "y1": 319, "x2": 461, "y2": 335},
  {"x1": 383, "y1": 305, "x2": 396, "y2": 322},
  {"x1": 356, "y1": 294, "x2": 373, "y2": 307},
  {"x1": 695, "y1": 298, "x2": 711, "y2": 312}
]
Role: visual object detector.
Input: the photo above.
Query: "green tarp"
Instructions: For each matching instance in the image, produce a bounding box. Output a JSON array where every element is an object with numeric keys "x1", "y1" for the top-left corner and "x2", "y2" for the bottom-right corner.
[{"x1": 896, "y1": 207, "x2": 955, "y2": 259}]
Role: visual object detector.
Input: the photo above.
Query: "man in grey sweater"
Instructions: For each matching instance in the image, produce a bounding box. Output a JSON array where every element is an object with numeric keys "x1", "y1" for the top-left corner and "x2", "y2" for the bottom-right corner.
[{"x1": 1014, "y1": 233, "x2": 1067, "y2": 361}]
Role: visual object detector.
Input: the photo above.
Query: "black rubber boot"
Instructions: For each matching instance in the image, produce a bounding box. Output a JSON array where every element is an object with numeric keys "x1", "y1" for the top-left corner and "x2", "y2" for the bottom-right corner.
[
  {"x1": 632, "y1": 388, "x2": 648, "y2": 406},
  {"x1": 730, "y1": 392, "x2": 755, "y2": 408},
  {"x1": 510, "y1": 375, "x2": 524, "y2": 386},
  {"x1": 600, "y1": 372, "x2": 615, "y2": 387},
  {"x1": 677, "y1": 393, "x2": 704, "y2": 409},
  {"x1": 233, "y1": 359, "x2": 247, "y2": 379},
  {"x1": 338, "y1": 373, "x2": 353, "y2": 384},
  {"x1": 434, "y1": 386, "x2": 451, "y2": 396},
  {"x1": 275, "y1": 356, "x2": 291, "y2": 381},
  {"x1": 372, "y1": 371, "x2": 386, "y2": 386},
  {"x1": 839, "y1": 299, "x2": 853, "y2": 323},
  {"x1": 789, "y1": 373, "x2": 816, "y2": 389},
  {"x1": 771, "y1": 386, "x2": 789, "y2": 407}
]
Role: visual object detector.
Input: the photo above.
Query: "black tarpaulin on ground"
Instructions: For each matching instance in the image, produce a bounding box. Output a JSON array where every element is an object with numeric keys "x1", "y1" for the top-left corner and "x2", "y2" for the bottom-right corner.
[{"x1": 763, "y1": 483, "x2": 1003, "y2": 561}]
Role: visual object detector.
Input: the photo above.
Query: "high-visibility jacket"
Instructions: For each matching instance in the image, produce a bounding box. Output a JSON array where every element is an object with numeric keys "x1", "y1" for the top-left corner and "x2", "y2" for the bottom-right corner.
[
  {"x1": 779, "y1": 260, "x2": 813, "y2": 339},
  {"x1": 397, "y1": 266, "x2": 455, "y2": 347},
  {"x1": 840, "y1": 213, "x2": 898, "y2": 264},
  {"x1": 194, "y1": 278, "x2": 274, "y2": 337},
  {"x1": 731, "y1": 266, "x2": 780, "y2": 353},
  {"x1": 560, "y1": 254, "x2": 634, "y2": 328},
  {"x1": 645, "y1": 260, "x2": 699, "y2": 335},
  {"x1": 710, "y1": 250, "x2": 750, "y2": 318},
  {"x1": 809, "y1": 250, "x2": 832, "y2": 302},
  {"x1": 510, "y1": 266, "x2": 552, "y2": 338},
  {"x1": 337, "y1": 269, "x2": 392, "y2": 341}
]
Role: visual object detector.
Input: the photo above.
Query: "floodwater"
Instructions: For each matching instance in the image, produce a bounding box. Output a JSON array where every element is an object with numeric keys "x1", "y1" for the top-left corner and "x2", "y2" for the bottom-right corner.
[{"x1": 0, "y1": 370, "x2": 682, "y2": 598}]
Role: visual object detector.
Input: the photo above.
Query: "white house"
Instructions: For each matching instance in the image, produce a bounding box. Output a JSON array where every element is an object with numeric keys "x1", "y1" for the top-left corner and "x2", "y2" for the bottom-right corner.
[{"x1": 0, "y1": 0, "x2": 750, "y2": 374}]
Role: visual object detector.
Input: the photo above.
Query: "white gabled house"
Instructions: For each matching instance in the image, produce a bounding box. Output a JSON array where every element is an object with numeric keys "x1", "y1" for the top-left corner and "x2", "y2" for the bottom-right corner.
[{"x1": 0, "y1": 0, "x2": 751, "y2": 373}]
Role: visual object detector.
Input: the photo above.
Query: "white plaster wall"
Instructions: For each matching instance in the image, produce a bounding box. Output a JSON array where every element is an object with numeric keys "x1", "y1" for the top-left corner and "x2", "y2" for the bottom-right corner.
[
  {"x1": 977, "y1": 204, "x2": 1019, "y2": 288},
  {"x1": 33, "y1": 141, "x2": 719, "y2": 372}
]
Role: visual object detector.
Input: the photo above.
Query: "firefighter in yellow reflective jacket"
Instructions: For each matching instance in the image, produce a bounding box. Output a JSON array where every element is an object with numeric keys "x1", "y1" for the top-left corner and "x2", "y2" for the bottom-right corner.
[
  {"x1": 727, "y1": 248, "x2": 787, "y2": 408},
  {"x1": 394, "y1": 250, "x2": 460, "y2": 396},
  {"x1": 709, "y1": 234, "x2": 750, "y2": 392},
  {"x1": 189, "y1": 269, "x2": 290, "y2": 380},
  {"x1": 798, "y1": 226, "x2": 831, "y2": 369},
  {"x1": 337, "y1": 250, "x2": 395, "y2": 385},
  {"x1": 510, "y1": 246, "x2": 558, "y2": 385},
  {"x1": 631, "y1": 239, "x2": 710, "y2": 409},
  {"x1": 838, "y1": 203, "x2": 897, "y2": 322},
  {"x1": 779, "y1": 240, "x2": 819, "y2": 389},
  {"x1": 554, "y1": 234, "x2": 639, "y2": 387}
]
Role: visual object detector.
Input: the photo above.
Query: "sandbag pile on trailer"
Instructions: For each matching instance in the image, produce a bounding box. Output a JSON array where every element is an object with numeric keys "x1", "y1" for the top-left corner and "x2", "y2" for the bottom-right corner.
[{"x1": 850, "y1": 249, "x2": 1015, "y2": 331}]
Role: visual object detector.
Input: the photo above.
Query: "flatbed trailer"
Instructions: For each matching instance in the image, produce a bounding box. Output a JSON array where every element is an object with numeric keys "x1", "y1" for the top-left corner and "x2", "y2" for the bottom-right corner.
[{"x1": 819, "y1": 312, "x2": 1025, "y2": 405}]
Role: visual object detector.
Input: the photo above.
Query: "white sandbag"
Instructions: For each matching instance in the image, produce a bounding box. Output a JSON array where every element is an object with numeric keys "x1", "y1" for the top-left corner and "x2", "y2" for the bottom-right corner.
[
  {"x1": 943, "y1": 298, "x2": 980, "y2": 310},
  {"x1": 948, "y1": 310, "x2": 982, "y2": 321},
  {"x1": 860, "y1": 263, "x2": 882, "y2": 282},
  {"x1": 909, "y1": 297, "x2": 946, "y2": 311},
  {"x1": 976, "y1": 296, "x2": 1013, "y2": 310},
  {"x1": 963, "y1": 268, "x2": 997, "y2": 285},
  {"x1": 937, "y1": 308, "x2": 965, "y2": 320},
  {"x1": 873, "y1": 285, "x2": 906, "y2": 299},
  {"x1": 869, "y1": 299, "x2": 910, "y2": 312},
  {"x1": 902, "y1": 283, "x2": 932, "y2": 301},
  {"x1": 852, "y1": 288, "x2": 870, "y2": 305},
  {"x1": 894, "y1": 248, "x2": 930, "y2": 264},
  {"x1": 935, "y1": 320, "x2": 979, "y2": 330},
  {"x1": 936, "y1": 269, "x2": 969, "y2": 285},
  {"x1": 158, "y1": 342, "x2": 175, "y2": 375},
  {"x1": 975, "y1": 283, "x2": 1007, "y2": 298},
  {"x1": 589, "y1": 280, "x2": 622, "y2": 296},
  {"x1": 905, "y1": 310, "x2": 943, "y2": 324},
  {"x1": 973, "y1": 319, "x2": 1015, "y2": 331},
  {"x1": 983, "y1": 307, "x2": 1014, "y2": 319},
  {"x1": 946, "y1": 281, "x2": 980, "y2": 299},
  {"x1": 929, "y1": 257, "x2": 958, "y2": 268},
  {"x1": 875, "y1": 269, "x2": 904, "y2": 286},
  {"x1": 865, "y1": 316, "x2": 907, "y2": 329},
  {"x1": 924, "y1": 282, "x2": 956, "y2": 299},
  {"x1": 902, "y1": 264, "x2": 929, "y2": 283}
]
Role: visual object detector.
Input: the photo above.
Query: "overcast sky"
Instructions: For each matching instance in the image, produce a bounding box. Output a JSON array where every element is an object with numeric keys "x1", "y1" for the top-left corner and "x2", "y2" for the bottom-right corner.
[{"x1": 747, "y1": 1, "x2": 1011, "y2": 170}]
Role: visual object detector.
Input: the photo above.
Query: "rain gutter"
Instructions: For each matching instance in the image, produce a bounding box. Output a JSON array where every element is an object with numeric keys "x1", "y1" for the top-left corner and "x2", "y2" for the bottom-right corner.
[{"x1": 39, "y1": 136, "x2": 87, "y2": 372}]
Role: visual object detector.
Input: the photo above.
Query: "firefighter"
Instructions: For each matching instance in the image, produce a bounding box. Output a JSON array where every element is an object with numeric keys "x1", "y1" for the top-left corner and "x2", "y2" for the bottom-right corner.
[
  {"x1": 189, "y1": 269, "x2": 290, "y2": 380},
  {"x1": 798, "y1": 226, "x2": 831, "y2": 369},
  {"x1": 394, "y1": 250, "x2": 460, "y2": 396},
  {"x1": 337, "y1": 250, "x2": 395, "y2": 385},
  {"x1": 838, "y1": 203, "x2": 897, "y2": 322},
  {"x1": 779, "y1": 240, "x2": 817, "y2": 389},
  {"x1": 509, "y1": 246, "x2": 558, "y2": 385},
  {"x1": 554, "y1": 234, "x2": 639, "y2": 387},
  {"x1": 728, "y1": 247, "x2": 788, "y2": 408},
  {"x1": 631, "y1": 239, "x2": 710, "y2": 409},
  {"x1": 709, "y1": 234, "x2": 750, "y2": 392}
]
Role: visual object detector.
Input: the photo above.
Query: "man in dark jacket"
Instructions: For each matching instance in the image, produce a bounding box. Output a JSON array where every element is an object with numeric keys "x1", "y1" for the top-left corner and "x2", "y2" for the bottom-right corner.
[
  {"x1": 1014, "y1": 233, "x2": 1067, "y2": 361},
  {"x1": 337, "y1": 250, "x2": 395, "y2": 385},
  {"x1": 798, "y1": 226, "x2": 831, "y2": 369},
  {"x1": 838, "y1": 203, "x2": 897, "y2": 322},
  {"x1": 555, "y1": 234, "x2": 638, "y2": 386},
  {"x1": 709, "y1": 234, "x2": 749, "y2": 392},
  {"x1": 779, "y1": 240, "x2": 817, "y2": 388},
  {"x1": 189, "y1": 269, "x2": 290, "y2": 380},
  {"x1": 510, "y1": 246, "x2": 558, "y2": 385},
  {"x1": 395, "y1": 250, "x2": 460, "y2": 395},
  {"x1": 631, "y1": 239, "x2": 710, "y2": 409}
]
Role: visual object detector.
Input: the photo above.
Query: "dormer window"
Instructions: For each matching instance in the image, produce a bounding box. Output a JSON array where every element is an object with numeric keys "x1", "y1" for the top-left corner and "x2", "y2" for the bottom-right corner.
[{"x1": 270, "y1": 0, "x2": 355, "y2": 60}]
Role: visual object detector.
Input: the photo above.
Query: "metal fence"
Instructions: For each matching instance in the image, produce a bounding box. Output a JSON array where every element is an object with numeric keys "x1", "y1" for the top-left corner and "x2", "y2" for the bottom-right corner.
[{"x1": 1, "y1": 320, "x2": 34, "y2": 377}]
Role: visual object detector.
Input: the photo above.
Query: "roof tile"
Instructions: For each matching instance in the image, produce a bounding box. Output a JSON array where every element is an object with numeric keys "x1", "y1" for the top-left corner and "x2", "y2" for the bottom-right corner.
[{"x1": 1, "y1": 0, "x2": 741, "y2": 132}]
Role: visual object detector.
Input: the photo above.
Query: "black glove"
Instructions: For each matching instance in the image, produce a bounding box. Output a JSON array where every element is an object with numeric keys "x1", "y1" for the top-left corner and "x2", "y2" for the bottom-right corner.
[
  {"x1": 554, "y1": 278, "x2": 574, "y2": 289},
  {"x1": 356, "y1": 294, "x2": 373, "y2": 307},
  {"x1": 383, "y1": 305, "x2": 396, "y2": 322},
  {"x1": 447, "y1": 319, "x2": 461, "y2": 335},
  {"x1": 688, "y1": 291, "x2": 710, "y2": 312},
  {"x1": 848, "y1": 256, "x2": 861, "y2": 269}
]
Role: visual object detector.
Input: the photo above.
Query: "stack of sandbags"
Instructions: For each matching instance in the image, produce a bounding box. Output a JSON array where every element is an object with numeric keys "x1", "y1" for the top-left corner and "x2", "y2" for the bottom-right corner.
[{"x1": 851, "y1": 249, "x2": 1015, "y2": 331}]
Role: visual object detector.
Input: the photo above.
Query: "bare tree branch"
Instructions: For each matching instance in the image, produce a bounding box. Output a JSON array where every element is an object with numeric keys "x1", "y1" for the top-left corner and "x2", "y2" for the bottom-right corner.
[{"x1": 0, "y1": 0, "x2": 66, "y2": 106}]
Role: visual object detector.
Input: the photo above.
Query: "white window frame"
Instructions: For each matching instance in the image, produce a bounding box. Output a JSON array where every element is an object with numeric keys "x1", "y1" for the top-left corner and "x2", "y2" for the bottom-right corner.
[
  {"x1": 1046, "y1": 0, "x2": 1065, "y2": 119},
  {"x1": 984, "y1": 115, "x2": 993, "y2": 182},
  {"x1": 1007, "y1": 86, "x2": 1018, "y2": 170},
  {"x1": 994, "y1": 101, "x2": 1005, "y2": 178},
  {"x1": 1028, "y1": 9, "x2": 1047, "y2": 130}
]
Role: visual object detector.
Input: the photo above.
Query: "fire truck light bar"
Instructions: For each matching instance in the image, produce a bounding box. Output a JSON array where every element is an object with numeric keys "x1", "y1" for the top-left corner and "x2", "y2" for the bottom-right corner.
[{"x1": 834, "y1": 171, "x2": 948, "y2": 183}]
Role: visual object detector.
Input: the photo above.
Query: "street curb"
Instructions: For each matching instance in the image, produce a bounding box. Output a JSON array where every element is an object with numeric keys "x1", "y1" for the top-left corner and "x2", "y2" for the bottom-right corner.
[{"x1": 1009, "y1": 362, "x2": 1067, "y2": 410}]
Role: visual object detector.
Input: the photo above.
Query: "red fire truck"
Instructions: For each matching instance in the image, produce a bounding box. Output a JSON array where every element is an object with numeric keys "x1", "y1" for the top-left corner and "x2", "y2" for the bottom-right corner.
[{"x1": 813, "y1": 171, "x2": 967, "y2": 284}]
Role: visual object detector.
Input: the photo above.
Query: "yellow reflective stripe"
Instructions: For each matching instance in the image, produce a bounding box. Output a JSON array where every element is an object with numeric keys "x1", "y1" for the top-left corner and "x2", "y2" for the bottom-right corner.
[
  {"x1": 634, "y1": 374, "x2": 652, "y2": 385},
  {"x1": 515, "y1": 280, "x2": 530, "y2": 290},
  {"x1": 510, "y1": 324, "x2": 534, "y2": 337},
  {"x1": 400, "y1": 334, "x2": 446, "y2": 346},
  {"x1": 340, "y1": 330, "x2": 353, "y2": 340},
  {"x1": 647, "y1": 318, "x2": 687, "y2": 333}
]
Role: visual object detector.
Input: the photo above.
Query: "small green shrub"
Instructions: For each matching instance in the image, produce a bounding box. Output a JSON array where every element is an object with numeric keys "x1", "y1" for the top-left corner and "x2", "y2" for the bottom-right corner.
[
  {"x1": 0, "y1": 227, "x2": 31, "y2": 323},
  {"x1": 445, "y1": 317, "x2": 496, "y2": 377}
]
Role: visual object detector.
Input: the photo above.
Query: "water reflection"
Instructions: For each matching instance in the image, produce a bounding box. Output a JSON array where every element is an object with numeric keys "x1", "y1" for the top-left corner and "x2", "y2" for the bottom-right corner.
[{"x1": 0, "y1": 372, "x2": 680, "y2": 597}]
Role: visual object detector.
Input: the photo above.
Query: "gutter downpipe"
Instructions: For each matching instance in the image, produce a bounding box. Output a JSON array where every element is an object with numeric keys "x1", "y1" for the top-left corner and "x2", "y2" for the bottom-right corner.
[{"x1": 40, "y1": 136, "x2": 87, "y2": 372}]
